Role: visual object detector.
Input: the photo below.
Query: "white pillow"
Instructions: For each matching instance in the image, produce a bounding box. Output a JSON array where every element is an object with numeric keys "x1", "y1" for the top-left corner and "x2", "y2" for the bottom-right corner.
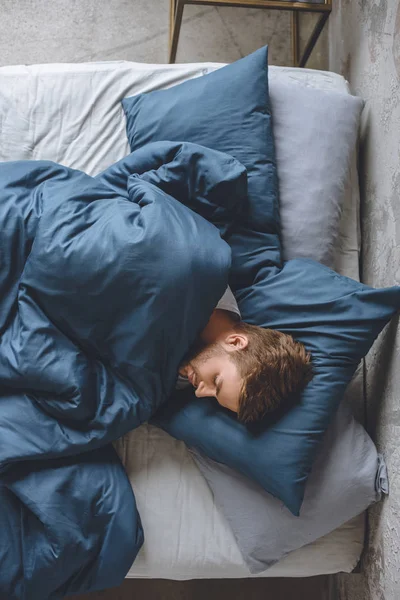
[
  {"x1": 191, "y1": 400, "x2": 387, "y2": 574},
  {"x1": 269, "y1": 78, "x2": 364, "y2": 267}
]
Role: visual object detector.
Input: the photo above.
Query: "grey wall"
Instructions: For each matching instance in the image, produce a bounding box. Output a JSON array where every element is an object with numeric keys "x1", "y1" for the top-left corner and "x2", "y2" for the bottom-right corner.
[
  {"x1": 329, "y1": 1, "x2": 400, "y2": 599},
  {"x1": 0, "y1": 0, "x2": 327, "y2": 67}
]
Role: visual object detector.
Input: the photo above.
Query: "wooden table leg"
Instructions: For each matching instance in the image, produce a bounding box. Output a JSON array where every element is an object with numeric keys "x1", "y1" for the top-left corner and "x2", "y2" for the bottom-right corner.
[
  {"x1": 299, "y1": 11, "x2": 330, "y2": 68},
  {"x1": 169, "y1": 0, "x2": 185, "y2": 64},
  {"x1": 169, "y1": 0, "x2": 175, "y2": 48},
  {"x1": 291, "y1": 10, "x2": 299, "y2": 67}
]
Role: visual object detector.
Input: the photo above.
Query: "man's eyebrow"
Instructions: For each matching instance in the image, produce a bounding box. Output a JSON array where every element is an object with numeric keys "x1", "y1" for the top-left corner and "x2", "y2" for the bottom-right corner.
[{"x1": 216, "y1": 379, "x2": 222, "y2": 397}]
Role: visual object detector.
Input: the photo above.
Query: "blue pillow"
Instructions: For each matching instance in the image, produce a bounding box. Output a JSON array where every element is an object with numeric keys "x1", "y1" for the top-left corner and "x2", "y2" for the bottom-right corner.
[
  {"x1": 122, "y1": 48, "x2": 400, "y2": 515},
  {"x1": 152, "y1": 259, "x2": 399, "y2": 515},
  {"x1": 122, "y1": 46, "x2": 281, "y2": 289}
]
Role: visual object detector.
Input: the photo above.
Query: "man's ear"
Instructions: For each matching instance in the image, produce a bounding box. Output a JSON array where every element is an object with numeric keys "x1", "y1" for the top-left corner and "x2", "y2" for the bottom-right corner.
[{"x1": 222, "y1": 333, "x2": 249, "y2": 352}]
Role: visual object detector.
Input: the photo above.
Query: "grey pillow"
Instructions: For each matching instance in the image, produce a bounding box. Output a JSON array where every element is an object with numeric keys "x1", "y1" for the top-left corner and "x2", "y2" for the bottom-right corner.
[
  {"x1": 269, "y1": 77, "x2": 364, "y2": 267},
  {"x1": 190, "y1": 401, "x2": 387, "y2": 574}
]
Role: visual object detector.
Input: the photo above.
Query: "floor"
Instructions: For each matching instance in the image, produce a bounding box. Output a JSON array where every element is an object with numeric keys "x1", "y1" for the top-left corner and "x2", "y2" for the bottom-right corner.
[
  {"x1": 1, "y1": 1, "x2": 398, "y2": 599},
  {"x1": 72, "y1": 577, "x2": 331, "y2": 600},
  {"x1": 0, "y1": 0, "x2": 327, "y2": 69},
  {"x1": 328, "y1": 1, "x2": 400, "y2": 597}
]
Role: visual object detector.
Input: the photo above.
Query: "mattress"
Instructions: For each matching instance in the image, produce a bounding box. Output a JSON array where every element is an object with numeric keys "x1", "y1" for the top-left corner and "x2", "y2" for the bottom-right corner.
[{"x1": 0, "y1": 60, "x2": 363, "y2": 579}]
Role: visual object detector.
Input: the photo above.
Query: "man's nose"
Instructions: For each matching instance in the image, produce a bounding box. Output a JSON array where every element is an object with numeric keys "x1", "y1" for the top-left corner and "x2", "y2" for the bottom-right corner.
[{"x1": 194, "y1": 382, "x2": 213, "y2": 398}]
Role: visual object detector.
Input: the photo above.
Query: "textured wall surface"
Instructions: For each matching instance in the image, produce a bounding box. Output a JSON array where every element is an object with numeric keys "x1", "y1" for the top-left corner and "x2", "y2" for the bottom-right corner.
[
  {"x1": 0, "y1": 0, "x2": 327, "y2": 68},
  {"x1": 329, "y1": 1, "x2": 400, "y2": 599}
]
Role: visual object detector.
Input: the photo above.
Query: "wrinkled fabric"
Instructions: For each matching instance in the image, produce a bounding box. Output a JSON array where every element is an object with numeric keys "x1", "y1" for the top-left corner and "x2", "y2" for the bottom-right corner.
[
  {"x1": 153, "y1": 259, "x2": 400, "y2": 515},
  {"x1": 0, "y1": 141, "x2": 246, "y2": 599},
  {"x1": 122, "y1": 46, "x2": 282, "y2": 291},
  {"x1": 190, "y1": 401, "x2": 384, "y2": 574}
]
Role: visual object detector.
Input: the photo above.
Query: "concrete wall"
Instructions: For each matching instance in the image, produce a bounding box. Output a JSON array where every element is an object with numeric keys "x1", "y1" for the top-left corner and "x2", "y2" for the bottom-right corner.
[
  {"x1": 329, "y1": 1, "x2": 400, "y2": 599},
  {"x1": 0, "y1": 0, "x2": 327, "y2": 68}
]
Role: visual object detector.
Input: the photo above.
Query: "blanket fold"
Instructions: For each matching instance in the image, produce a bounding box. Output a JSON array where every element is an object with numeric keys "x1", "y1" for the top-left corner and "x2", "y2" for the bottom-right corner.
[{"x1": 0, "y1": 142, "x2": 246, "y2": 599}]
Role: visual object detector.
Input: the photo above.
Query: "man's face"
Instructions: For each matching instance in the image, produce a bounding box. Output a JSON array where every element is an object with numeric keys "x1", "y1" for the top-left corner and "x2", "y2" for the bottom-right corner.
[{"x1": 179, "y1": 342, "x2": 243, "y2": 414}]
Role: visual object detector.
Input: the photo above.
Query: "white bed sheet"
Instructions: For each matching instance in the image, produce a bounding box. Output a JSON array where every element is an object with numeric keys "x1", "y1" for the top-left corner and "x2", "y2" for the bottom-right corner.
[{"x1": 0, "y1": 60, "x2": 363, "y2": 579}]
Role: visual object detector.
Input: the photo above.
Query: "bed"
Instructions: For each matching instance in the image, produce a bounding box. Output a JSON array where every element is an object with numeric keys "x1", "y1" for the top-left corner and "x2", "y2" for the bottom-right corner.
[{"x1": 0, "y1": 59, "x2": 364, "y2": 579}]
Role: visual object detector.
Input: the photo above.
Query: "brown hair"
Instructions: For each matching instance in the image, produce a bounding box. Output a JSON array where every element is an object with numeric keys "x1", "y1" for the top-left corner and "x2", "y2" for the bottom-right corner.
[{"x1": 230, "y1": 322, "x2": 313, "y2": 424}]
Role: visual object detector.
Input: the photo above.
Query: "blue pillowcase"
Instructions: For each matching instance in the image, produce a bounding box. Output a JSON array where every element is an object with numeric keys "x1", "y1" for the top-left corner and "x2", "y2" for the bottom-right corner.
[
  {"x1": 122, "y1": 46, "x2": 281, "y2": 290},
  {"x1": 122, "y1": 47, "x2": 400, "y2": 515},
  {"x1": 152, "y1": 259, "x2": 400, "y2": 515}
]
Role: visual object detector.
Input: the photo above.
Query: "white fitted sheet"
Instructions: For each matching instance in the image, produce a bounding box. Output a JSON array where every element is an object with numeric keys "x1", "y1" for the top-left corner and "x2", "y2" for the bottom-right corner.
[{"x1": 0, "y1": 60, "x2": 363, "y2": 579}]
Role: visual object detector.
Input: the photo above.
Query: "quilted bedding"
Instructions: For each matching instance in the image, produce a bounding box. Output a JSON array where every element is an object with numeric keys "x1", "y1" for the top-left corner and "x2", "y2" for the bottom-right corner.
[
  {"x1": 0, "y1": 58, "x2": 372, "y2": 586},
  {"x1": 0, "y1": 141, "x2": 246, "y2": 599}
]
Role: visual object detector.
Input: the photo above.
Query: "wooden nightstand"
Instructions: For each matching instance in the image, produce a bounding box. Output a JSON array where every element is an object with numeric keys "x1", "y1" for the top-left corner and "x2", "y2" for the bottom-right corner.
[{"x1": 169, "y1": 0, "x2": 332, "y2": 67}]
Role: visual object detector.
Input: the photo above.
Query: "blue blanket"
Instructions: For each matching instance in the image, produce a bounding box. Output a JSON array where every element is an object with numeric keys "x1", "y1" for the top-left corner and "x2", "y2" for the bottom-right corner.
[{"x1": 0, "y1": 142, "x2": 247, "y2": 599}]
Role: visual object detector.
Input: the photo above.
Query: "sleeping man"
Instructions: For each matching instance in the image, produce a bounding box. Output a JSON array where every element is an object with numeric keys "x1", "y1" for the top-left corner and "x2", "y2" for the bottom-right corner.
[{"x1": 177, "y1": 287, "x2": 313, "y2": 423}]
